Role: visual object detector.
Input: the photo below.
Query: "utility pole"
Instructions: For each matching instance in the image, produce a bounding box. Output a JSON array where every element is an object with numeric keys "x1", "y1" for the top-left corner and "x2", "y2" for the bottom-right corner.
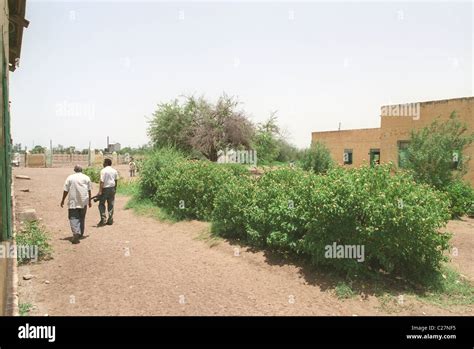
[
  {"x1": 88, "y1": 141, "x2": 91, "y2": 167},
  {"x1": 49, "y1": 139, "x2": 53, "y2": 167}
]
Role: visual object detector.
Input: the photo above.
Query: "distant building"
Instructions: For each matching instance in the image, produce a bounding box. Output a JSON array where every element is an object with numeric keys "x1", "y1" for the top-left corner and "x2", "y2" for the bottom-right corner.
[
  {"x1": 311, "y1": 97, "x2": 474, "y2": 186},
  {"x1": 106, "y1": 142, "x2": 121, "y2": 153}
]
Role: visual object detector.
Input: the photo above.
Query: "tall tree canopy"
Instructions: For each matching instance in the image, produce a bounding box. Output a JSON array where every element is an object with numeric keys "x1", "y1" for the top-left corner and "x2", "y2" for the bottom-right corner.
[{"x1": 148, "y1": 94, "x2": 254, "y2": 161}]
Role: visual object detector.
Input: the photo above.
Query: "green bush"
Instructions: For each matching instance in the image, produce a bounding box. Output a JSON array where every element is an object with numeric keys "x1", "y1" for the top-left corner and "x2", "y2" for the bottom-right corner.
[
  {"x1": 153, "y1": 160, "x2": 238, "y2": 220},
  {"x1": 138, "y1": 147, "x2": 187, "y2": 199},
  {"x1": 139, "y1": 149, "x2": 249, "y2": 220},
  {"x1": 212, "y1": 165, "x2": 452, "y2": 283},
  {"x1": 301, "y1": 166, "x2": 451, "y2": 282},
  {"x1": 83, "y1": 167, "x2": 100, "y2": 183},
  {"x1": 211, "y1": 175, "x2": 256, "y2": 239},
  {"x1": 445, "y1": 180, "x2": 474, "y2": 219},
  {"x1": 243, "y1": 168, "x2": 317, "y2": 250},
  {"x1": 140, "y1": 151, "x2": 453, "y2": 284},
  {"x1": 300, "y1": 141, "x2": 334, "y2": 174}
]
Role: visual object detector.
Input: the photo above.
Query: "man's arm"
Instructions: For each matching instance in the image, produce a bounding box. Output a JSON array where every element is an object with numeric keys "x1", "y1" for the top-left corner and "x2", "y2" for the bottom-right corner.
[
  {"x1": 88, "y1": 190, "x2": 92, "y2": 208},
  {"x1": 60, "y1": 191, "x2": 68, "y2": 208}
]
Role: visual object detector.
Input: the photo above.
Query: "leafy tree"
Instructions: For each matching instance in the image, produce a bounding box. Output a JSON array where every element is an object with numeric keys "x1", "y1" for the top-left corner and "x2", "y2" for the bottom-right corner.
[
  {"x1": 300, "y1": 141, "x2": 334, "y2": 174},
  {"x1": 253, "y1": 113, "x2": 281, "y2": 164},
  {"x1": 405, "y1": 112, "x2": 474, "y2": 189},
  {"x1": 31, "y1": 145, "x2": 46, "y2": 154},
  {"x1": 147, "y1": 99, "x2": 194, "y2": 153},
  {"x1": 275, "y1": 139, "x2": 303, "y2": 163},
  {"x1": 148, "y1": 94, "x2": 254, "y2": 161},
  {"x1": 188, "y1": 95, "x2": 254, "y2": 161}
]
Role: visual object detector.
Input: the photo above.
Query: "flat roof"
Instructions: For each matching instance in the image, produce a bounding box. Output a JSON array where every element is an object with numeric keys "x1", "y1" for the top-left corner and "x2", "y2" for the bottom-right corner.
[
  {"x1": 312, "y1": 127, "x2": 380, "y2": 135},
  {"x1": 381, "y1": 96, "x2": 473, "y2": 108}
]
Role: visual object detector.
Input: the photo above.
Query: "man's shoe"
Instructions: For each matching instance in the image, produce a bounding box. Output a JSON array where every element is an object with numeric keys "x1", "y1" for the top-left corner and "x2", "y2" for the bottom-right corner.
[
  {"x1": 72, "y1": 235, "x2": 80, "y2": 244},
  {"x1": 97, "y1": 221, "x2": 106, "y2": 227},
  {"x1": 106, "y1": 219, "x2": 113, "y2": 226}
]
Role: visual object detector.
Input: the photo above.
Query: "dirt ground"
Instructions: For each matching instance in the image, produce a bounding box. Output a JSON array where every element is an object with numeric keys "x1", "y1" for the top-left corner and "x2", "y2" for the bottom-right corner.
[{"x1": 13, "y1": 166, "x2": 474, "y2": 316}]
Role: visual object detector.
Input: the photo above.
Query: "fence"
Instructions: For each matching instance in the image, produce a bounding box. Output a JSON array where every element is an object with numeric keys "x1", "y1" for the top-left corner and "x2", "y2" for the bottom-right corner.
[{"x1": 19, "y1": 151, "x2": 135, "y2": 168}]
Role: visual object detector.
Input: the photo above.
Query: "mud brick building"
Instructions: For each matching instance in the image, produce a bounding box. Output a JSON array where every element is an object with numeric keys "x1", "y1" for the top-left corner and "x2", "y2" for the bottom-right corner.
[{"x1": 312, "y1": 97, "x2": 474, "y2": 186}]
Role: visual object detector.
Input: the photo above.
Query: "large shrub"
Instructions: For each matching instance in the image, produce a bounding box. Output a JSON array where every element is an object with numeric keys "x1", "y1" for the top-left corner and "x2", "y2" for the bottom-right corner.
[
  {"x1": 152, "y1": 160, "x2": 234, "y2": 220},
  {"x1": 244, "y1": 169, "x2": 318, "y2": 251},
  {"x1": 138, "y1": 147, "x2": 186, "y2": 198},
  {"x1": 140, "y1": 150, "x2": 453, "y2": 284},
  {"x1": 212, "y1": 165, "x2": 452, "y2": 283},
  {"x1": 140, "y1": 149, "x2": 249, "y2": 220},
  {"x1": 301, "y1": 166, "x2": 451, "y2": 282},
  {"x1": 444, "y1": 180, "x2": 474, "y2": 219},
  {"x1": 211, "y1": 175, "x2": 256, "y2": 239}
]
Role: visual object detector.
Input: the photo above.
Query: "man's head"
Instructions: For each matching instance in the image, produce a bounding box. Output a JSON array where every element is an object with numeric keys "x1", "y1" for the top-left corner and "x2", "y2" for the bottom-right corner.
[
  {"x1": 103, "y1": 158, "x2": 112, "y2": 167},
  {"x1": 74, "y1": 165, "x2": 83, "y2": 173}
]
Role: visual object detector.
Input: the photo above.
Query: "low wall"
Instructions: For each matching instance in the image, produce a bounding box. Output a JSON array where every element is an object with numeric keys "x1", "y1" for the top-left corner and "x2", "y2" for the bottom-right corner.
[{"x1": 26, "y1": 154, "x2": 46, "y2": 168}]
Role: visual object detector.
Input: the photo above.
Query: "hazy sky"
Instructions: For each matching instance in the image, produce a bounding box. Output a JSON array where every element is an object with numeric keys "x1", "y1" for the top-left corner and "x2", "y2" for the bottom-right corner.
[{"x1": 10, "y1": 1, "x2": 473, "y2": 150}]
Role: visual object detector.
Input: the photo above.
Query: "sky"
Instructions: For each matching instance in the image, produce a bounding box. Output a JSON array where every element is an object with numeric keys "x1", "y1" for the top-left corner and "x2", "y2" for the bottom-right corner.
[{"x1": 10, "y1": 0, "x2": 473, "y2": 150}]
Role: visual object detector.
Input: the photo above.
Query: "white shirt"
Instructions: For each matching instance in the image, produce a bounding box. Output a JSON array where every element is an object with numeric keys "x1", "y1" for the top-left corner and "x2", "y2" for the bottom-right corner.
[
  {"x1": 64, "y1": 172, "x2": 92, "y2": 209},
  {"x1": 100, "y1": 166, "x2": 119, "y2": 188}
]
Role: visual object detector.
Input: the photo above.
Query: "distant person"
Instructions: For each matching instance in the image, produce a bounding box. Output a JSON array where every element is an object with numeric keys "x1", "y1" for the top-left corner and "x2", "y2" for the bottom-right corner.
[
  {"x1": 97, "y1": 158, "x2": 119, "y2": 227},
  {"x1": 129, "y1": 158, "x2": 136, "y2": 177},
  {"x1": 60, "y1": 165, "x2": 92, "y2": 244}
]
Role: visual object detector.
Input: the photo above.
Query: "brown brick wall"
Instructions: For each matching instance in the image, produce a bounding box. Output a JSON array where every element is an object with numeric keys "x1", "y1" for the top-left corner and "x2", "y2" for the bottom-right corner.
[
  {"x1": 380, "y1": 97, "x2": 473, "y2": 185},
  {"x1": 311, "y1": 128, "x2": 381, "y2": 167},
  {"x1": 311, "y1": 97, "x2": 474, "y2": 186}
]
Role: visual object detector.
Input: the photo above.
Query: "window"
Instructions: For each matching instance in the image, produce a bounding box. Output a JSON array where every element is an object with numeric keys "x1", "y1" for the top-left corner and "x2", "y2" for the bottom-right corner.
[
  {"x1": 369, "y1": 149, "x2": 380, "y2": 167},
  {"x1": 343, "y1": 149, "x2": 353, "y2": 165},
  {"x1": 398, "y1": 141, "x2": 410, "y2": 168}
]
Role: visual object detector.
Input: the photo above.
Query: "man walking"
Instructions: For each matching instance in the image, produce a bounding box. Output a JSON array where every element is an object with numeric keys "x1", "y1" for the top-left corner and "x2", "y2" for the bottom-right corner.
[
  {"x1": 60, "y1": 165, "x2": 92, "y2": 244},
  {"x1": 97, "y1": 158, "x2": 119, "y2": 227},
  {"x1": 129, "y1": 157, "x2": 136, "y2": 177}
]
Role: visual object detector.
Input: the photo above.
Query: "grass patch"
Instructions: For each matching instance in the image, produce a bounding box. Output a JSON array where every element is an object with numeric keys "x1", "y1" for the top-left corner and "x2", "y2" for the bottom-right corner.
[
  {"x1": 116, "y1": 180, "x2": 139, "y2": 196},
  {"x1": 19, "y1": 302, "x2": 33, "y2": 316},
  {"x1": 124, "y1": 197, "x2": 176, "y2": 223},
  {"x1": 16, "y1": 221, "x2": 53, "y2": 265},
  {"x1": 334, "y1": 281, "x2": 356, "y2": 300},
  {"x1": 416, "y1": 266, "x2": 474, "y2": 307}
]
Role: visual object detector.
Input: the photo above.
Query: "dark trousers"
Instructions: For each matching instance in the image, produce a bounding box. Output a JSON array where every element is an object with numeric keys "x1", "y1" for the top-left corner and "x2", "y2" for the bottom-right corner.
[
  {"x1": 99, "y1": 187, "x2": 115, "y2": 223},
  {"x1": 68, "y1": 206, "x2": 87, "y2": 236}
]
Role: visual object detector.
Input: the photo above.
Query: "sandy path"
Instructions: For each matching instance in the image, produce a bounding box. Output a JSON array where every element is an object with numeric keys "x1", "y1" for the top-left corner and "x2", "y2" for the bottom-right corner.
[{"x1": 13, "y1": 167, "x2": 474, "y2": 316}]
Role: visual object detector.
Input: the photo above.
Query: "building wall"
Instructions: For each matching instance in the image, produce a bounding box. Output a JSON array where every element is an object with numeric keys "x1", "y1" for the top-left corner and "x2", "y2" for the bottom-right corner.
[
  {"x1": 311, "y1": 97, "x2": 473, "y2": 186},
  {"x1": 380, "y1": 97, "x2": 473, "y2": 185},
  {"x1": 25, "y1": 153, "x2": 46, "y2": 167},
  {"x1": 311, "y1": 128, "x2": 381, "y2": 167}
]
